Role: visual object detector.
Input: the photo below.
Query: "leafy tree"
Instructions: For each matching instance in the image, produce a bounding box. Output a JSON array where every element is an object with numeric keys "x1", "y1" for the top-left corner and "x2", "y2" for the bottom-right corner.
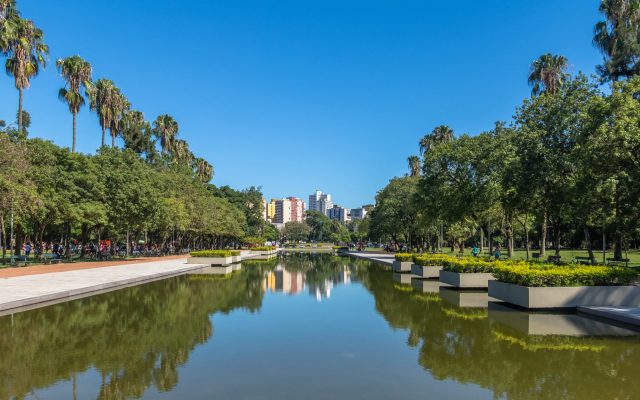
[
  {"x1": 419, "y1": 125, "x2": 454, "y2": 155},
  {"x1": 121, "y1": 110, "x2": 156, "y2": 158},
  {"x1": 407, "y1": 155, "x2": 420, "y2": 177},
  {"x1": 87, "y1": 78, "x2": 117, "y2": 147},
  {"x1": 305, "y1": 211, "x2": 333, "y2": 242},
  {"x1": 282, "y1": 221, "x2": 311, "y2": 242},
  {"x1": 153, "y1": 114, "x2": 179, "y2": 156},
  {"x1": 56, "y1": 55, "x2": 92, "y2": 153},
  {"x1": 593, "y1": 0, "x2": 640, "y2": 81}
]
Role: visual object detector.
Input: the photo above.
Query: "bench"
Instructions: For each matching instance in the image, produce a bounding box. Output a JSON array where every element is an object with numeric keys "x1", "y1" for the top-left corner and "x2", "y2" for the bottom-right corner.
[
  {"x1": 606, "y1": 258, "x2": 630, "y2": 267},
  {"x1": 42, "y1": 254, "x2": 62, "y2": 265},
  {"x1": 574, "y1": 256, "x2": 594, "y2": 264}
]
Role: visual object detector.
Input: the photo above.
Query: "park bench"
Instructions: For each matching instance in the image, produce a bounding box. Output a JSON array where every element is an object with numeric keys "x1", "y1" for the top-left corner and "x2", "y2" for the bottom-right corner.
[
  {"x1": 574, "y1": 256, "x2": 594, "y2": 264},
  {"x1": 546, "y1": 255, "x2": 561, "y2": 264},
  {"x1": 606, "y1": 258, "x2": 630, "y2": 267},
  {"x1": 10, "y1": 256, "x2": 27, "y2": 266},
  {"x1": 42, "y1": 254, "x2": 62, "y2": 265}
]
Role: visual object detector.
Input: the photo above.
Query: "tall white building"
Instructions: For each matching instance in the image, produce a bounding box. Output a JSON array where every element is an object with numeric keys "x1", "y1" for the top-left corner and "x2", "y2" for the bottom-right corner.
[
  {"x1": 350, "y1": 207, "x2": 368, "y2": 220},
  {"x1": 273, "y1": 199, "x2": 293, "y2": 224},
  {"x1": 308, "y1": 190, "x2": 333, "y2": 216},
  {"x1": 328, "y1": 205, "x2": 350, "y2": 223}
]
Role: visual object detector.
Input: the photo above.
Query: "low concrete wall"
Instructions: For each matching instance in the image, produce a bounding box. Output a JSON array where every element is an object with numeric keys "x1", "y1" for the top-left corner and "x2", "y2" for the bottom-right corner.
[
  {"x1": 392, "y1": 260, "x2": 412, "y2": 273},
  {"x1": 187, "y1": 256, "x2": 233, "y2": 266},
  {"x1": 392, "y1": 272, "x2": 414, "y2": 285},
  {"x1": 439, "y1": 270, "x2": 495, "y2": 289},
  {"x1": 488, "y1": 280, "x2": 640, "y2": 309},
  {"x1": 410, "y1": 264, "x2": 441, "y2": 278}
]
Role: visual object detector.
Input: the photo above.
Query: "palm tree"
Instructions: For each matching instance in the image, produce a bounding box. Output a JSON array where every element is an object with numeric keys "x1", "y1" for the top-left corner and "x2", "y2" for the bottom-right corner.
[
  {"x1": 0, "y1": 0, "x2": 17, "y2": 52},
  {"x1": 527, "y1": 53, "x2": 569, "y2": 95},
  {"x1": 4, "y1": 17, "x2": 48, "y2": 135},
  {"x1": 171, "y1": 139, "x2": 192, "y2": 165},
  {"x1": 152, "y1": 114, "x2": 179, "y2": 155},
  {"x1": 419, "y1": 125, "x2": 455, "y2": 155},
  {"x1": 57, "y1": 55, "x2": 92, "y2": 153},
  {"x1": 86, "y1": 79, "x2": 118, "y2": 147},
  {"x1": 193, "y1": 157, "x2": 214, "y2": 183},
  {"x1": 593, "y1": 0, "x2": 640, "y2": 81},
  {"x1": 407, "y1": 155, "x2": 420, "y2": 177},
  {"x1": 107, "y1": 88, "x2": 129, "y2": 147}
]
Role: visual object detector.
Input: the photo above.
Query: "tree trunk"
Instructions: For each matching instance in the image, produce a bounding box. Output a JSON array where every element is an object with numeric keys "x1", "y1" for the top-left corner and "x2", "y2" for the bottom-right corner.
[
  {"x1": 0, "y1": 214, "x2": 4, "y2": 262},
  {"x1": 584, "y1": 224, "x2": 594, "y2": 264},
  {"x1": 101, "y1": 122, "x2": 106, "y2": 147},
  {"x1": 553, "y1": 220, "x2": 561, "y2": 256},
  {"x1": 540, "y1": 211, "x2": 547, "y2": 257},
  {"x1": 506, "y1": 216, "x2": 514, "y2": 258},
  {"x1": 18, "y1": 88, "x2": 23, "y2": 135},
  {"x1": 72, "y1": 112, "x2": 77, "y2": 153},
  {"x1": 480, "y1": 227, "x2": 484, "y2": 254},
  {"x1": 111, "y1": 129, "x2": 116, "y2": 148},
  {"x1": 126, "y1": 228, "x2": 130, "y2": 257}
]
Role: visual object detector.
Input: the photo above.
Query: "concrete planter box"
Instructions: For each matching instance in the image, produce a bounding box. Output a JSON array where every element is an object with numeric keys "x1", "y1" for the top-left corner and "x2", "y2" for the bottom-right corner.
[
  {"x1": 250, "y1": 250, "x2": 277, "y2": 256},
  {"x1": 231, "y1": 263, "x2": 242, "y2": 271},
  {"x1": 440, "y1": 289, "x2": 493, "y2": 308},
  {"x1": 210, "y1": 265, "x2": 234, "y2": 274},
  {"x1": 411, "y1": 279, "x2": 443, "y2": 293},
  {"x1": 488, "y1": 280, "x2": 640, "y2": 309},
  {"x1": 187, "y1": 256, "x2": 233, "y2": 266},
  {"x1": 392, "y1": 260, "x2": 412, "y2": 273},
  {"x1": 231, "y1": 255, "x2": 241, "y2": 263},
  {"x1": 439, "y1": 270, "x2": 495, "y2": 289},
  {"x1": 411, "y1": 264, "x2": 442, "y2": 278},
  {"x1": 393, "y1": 272, "x2": 414, "y2": 285}
]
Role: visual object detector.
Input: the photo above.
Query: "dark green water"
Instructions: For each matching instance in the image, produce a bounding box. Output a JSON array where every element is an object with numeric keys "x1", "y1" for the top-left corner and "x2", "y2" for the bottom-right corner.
[{"x1": 0, "y1": 254, "x2": 638, "y2": 400}]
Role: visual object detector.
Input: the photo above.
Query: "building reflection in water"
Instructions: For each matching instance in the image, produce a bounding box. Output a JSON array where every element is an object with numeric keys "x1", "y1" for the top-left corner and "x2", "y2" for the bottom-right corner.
[{"x1": 262, "y1": 261, "x2": 354, "y2": 302}]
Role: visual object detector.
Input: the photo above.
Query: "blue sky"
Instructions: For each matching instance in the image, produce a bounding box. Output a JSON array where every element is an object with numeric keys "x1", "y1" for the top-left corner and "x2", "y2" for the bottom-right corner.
[{"x1": 0, "y1": 0, "x2": 603, "y2": 208}]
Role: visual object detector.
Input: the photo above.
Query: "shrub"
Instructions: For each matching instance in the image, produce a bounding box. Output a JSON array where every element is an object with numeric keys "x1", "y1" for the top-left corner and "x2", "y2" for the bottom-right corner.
[
  {"x1": 412, "y1": 254, "x2": 454, "y2": 266},
  {"x1": 394, "y1": 253, "x2": 414, "y2": 262},
  {"x1": 442, "y1": 258, "x2": 494, "y2": 273},
  {"x1": 251, "y1": 246, "x2": 277, "y2": 252},
  {"x1": 492, "y1": 262, "x2": 638, "y2": 287},
  {"x1": 190, "y1": 250, "x2": 235, "y2": 258}
]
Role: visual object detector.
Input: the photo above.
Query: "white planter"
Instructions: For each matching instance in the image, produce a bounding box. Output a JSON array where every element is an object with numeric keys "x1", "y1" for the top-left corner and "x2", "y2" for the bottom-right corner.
[
  {"x1": 392, "y1": 260, "x2": 412, "y2": 273},
  {"x1": 231, "y1": 255, "x2": 241, "y2": 263},
  {"x1": 187, "y1": 256, "x2": 233, "y2": 266},
  {"x1": 411, "y1": 279, "x2": 443, "y2": 293},
  {"x1": 251, "y1": 250, "x2": 277, "y2": 256},
  {"x1": 439, "y1": 270, "x2": 495, "y2": 288},
  {"x1": 392, "y1": 272, "x2": 414, "y2": 285},
  {"x1": 210, "y1": 265, "x2": 234, "y2": 274},
  {"x1": 231, "y1": 263, "x2": 242, "y2": 271},
  {"x1": 488, "y1": 280, "x2": 640, "y2": 309},
  {"x1": 439, "y1": 289, "x2": 493, "y2": 308},
  {"x1": 411, "y1": 264, "x2": 442, "y2": 278}
]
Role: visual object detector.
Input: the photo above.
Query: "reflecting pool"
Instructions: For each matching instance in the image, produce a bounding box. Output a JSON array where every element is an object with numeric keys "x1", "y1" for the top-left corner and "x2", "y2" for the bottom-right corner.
[{"x1": 1, "y1": 254, "x2": 639, "y2": 399}]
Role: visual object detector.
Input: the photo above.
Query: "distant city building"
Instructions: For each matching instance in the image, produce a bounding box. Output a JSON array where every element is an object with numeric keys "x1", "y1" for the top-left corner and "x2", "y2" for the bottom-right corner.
[
  {"x1": 288, "y1": 197, "x2": 306, "y2": 222},
  {"x1": 263, "y1": 199, "x2": 277, "y2": 222},
  {"x1": 308, "y1": 190, "x2": 333, "y2": 216},
  {"x1": 350, "y1": 207, "x2": 368, "y2": 220},
  {"x1": 273, "y1": 198, "x2": 293, "y2": 224},
  {"x1": 328, "y1": 205, "x2": 350, "y2": 223}
]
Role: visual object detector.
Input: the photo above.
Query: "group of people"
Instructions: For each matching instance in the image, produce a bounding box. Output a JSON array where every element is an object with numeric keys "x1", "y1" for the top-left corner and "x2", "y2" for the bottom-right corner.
[{"x1": 4, "y1": 240, "x2": 185, "y2": 260}]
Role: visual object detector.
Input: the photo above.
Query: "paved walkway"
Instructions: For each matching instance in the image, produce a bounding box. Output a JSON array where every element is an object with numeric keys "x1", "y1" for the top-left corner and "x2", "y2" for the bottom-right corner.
[
  {"x1": 0, "y1": 257, "x2": 204, "y2": 315},
  {"x1": 345, "y1": 251, "x2": 395, "y2": 265},
  {"x1": 0, "y1": 254, "x2": 188, "y2": 278},
  {"x1": 578, "y1": 306, "x2": 640, "y2": 328}
]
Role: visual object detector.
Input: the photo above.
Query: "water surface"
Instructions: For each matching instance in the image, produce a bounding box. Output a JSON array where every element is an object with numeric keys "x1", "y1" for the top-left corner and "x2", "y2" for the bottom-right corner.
[{"x1": 1, "y1": 254, "x2": 638, "y2": 399}]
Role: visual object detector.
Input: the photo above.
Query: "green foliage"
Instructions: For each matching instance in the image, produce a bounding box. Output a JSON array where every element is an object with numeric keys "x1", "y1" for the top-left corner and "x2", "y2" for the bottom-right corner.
[
  {"x1": 394, "y1": 253, "x2": 414, "y2": 262},
  {"x1": 492, "y1": 262, "x2": 638, "y2": 287},
  {"x1": 190, "y1": 250, "x2": 238, "y2": 257},
  {"x1": 251, "y1": 246, "x2": 276, "y2": 251},
  {"x1": 412, "y1": 254, "x2": 454, "y2": 266},
  {"x1": 305, "y1": 211, "x2": 333, "y2": 242},
  {"x1": 442, "y1": 258, "x2": 494, "y2": 273}
]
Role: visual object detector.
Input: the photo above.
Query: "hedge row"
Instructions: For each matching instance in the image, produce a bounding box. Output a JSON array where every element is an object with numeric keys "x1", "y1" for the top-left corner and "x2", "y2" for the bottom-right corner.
[
  {"x1": 491, "y1": 262, "x2": 638, "y2": 287},
  {"x1": 394, "y1": 253, "x2": 414, "y2": 262},
  {"x1": 412, "y1": 254, "x2": 454, "y2": 266},
  {"x1": 442, "y1": 258, "x2": 494, "y2": 273},
  {"x1": 251, "y1": 246, "x2": 277, "y2": 251},
  {"x1": 190, "y1": 250, "x2": 240, "y2": 257}
]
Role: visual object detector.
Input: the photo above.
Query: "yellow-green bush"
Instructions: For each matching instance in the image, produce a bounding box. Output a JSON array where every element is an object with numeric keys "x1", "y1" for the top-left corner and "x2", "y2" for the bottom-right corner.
[
  {"x1": 442, "y1": 258, "x2": 494, "y2": 273},
  {"x1": 190, "y1": 250, "x2": 239, "y2": 257},
  {"x1": 492, "y1": 262, "x2": 638, "y2": 287},
  {"x1": 412, "y1": 254, "x2": 454, "y2": 266},
  {"x1": 394, "y1": 253, "x2": 414, "y2": 262}
]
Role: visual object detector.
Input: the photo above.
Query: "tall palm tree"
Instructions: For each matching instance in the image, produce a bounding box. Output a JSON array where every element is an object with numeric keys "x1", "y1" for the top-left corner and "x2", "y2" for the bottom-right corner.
[
  {"x1": 87, "y1": 78, "x2": 117, "y2": 147},
  {"x1": 57, "y1": 55, "x2": 92, "y2": 153},
  {"x1": 193, "y1": 157, "x2": 214, "y2": 183},
  {"x1": 527, "y1": 53, "x2": 569, "y2": 95},
  {"x1": 108, "y1": 88, "x2": 129, "y2": 147},
  {"x1": 4, "y1": 17, "x2": 48, "y2": 135},
  {"x1": 419, "y1": 125, "x2": 455, "y2": 155},
  {"x1": 407, "y1": 155, "x2": 420, "y2": 177},
  {"x1": 171, "y1": 139, "x2": 192, "y2": 165},
  {"x1": 593, "y1": 0, "x2": 640, "y2": 81},
  {"x1": 152, "y1": 114, "x2": 179, "y2": 155},
  {"x1": 0, "y1": 0, "x2": 17, "y2": 52}
]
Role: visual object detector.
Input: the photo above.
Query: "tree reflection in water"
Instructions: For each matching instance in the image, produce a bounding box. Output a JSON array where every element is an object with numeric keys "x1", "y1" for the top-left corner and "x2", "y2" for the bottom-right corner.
[{"x1": 353, "y1": 259, "x2": 640, "y2": 400}]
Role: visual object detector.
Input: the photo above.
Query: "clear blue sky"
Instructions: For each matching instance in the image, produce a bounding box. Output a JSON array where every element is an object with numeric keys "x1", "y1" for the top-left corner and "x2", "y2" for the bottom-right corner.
[{"x1": 0, "y1": 0, "x2": 603, "y2": 208}]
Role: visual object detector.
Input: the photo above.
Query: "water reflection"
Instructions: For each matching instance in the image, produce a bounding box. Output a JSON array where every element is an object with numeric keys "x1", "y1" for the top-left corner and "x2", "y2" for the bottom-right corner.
[{"x1": 0, "y1": 255, "x2": 638, "y2": 400}]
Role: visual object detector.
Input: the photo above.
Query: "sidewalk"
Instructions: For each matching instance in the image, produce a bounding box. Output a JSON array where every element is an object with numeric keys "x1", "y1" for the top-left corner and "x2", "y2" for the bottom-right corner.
[{"x1": 0, "y1": 257, "x2": 205, "y2": 315}]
